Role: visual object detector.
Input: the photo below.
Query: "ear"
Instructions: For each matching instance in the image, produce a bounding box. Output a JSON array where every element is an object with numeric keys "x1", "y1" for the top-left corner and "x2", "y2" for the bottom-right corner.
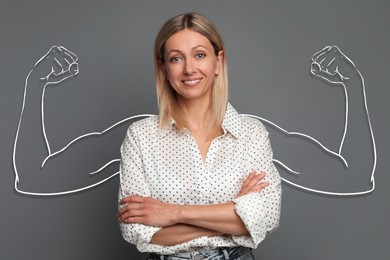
[{"x1": 215, "y1": 50, "x2": 224, "y2": 75}]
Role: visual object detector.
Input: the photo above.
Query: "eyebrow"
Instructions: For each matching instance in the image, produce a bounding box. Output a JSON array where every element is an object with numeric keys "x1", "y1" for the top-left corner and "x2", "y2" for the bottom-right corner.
[{"x1": 166, "y1": 45, "x2": 208, "y2": 56}]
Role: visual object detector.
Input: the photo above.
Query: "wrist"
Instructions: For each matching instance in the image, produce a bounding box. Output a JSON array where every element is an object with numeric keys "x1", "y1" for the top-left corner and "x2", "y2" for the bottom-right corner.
[{"x1": 171, "y1": 204, "x2": 186, "y2": 224}]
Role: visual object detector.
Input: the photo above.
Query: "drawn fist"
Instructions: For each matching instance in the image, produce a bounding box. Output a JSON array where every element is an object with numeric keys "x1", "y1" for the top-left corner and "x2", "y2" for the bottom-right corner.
[
  {"x1": 32, "y1": 46, "x2": 79, "y2": 84},
  {"x1": 310, "y1": 45, "x2": 356, "y2": 85}
]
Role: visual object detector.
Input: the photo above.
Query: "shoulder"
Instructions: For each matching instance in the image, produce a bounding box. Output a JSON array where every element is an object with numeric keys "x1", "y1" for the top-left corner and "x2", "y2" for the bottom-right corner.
[
  {"x1": 240, "y1": 115, "x2": 267, "y2": 131},
  {"x1": 225, "y1": 103, "x2": 269, "y2": 139},
  {"x1": 130, "y1": 115, "x2": 159, "y2": 129},
  {"x1": 239, "y1": 114, "x2": 269, "y2": 140},
  {"x1": 127, "y1": 115, "x2": 160, "y2": 137}
]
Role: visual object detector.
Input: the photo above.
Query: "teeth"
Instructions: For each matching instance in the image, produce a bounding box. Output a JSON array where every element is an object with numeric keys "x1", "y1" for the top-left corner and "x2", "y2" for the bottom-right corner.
[{"x1": 183, "y1": 79, "x2": 200, "y2": 84}]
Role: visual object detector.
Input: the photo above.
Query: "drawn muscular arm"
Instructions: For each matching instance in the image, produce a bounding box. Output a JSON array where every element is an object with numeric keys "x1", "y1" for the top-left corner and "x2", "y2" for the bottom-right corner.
[
  {"x1": 252, "y1": 46, "x2": 376, "y2": 195},
  {"x1": 13, "y1": 46, "x2": 138, "y2": 196}
]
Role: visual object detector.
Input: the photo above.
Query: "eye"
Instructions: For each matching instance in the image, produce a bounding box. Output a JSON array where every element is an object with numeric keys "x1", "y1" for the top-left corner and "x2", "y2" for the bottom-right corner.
[
  {"x1": 170, "y1": 56, "x2": 182, "y2": 63},
  {"x1": 195, "y1": 53, "x2": 206, "y2": 59}
]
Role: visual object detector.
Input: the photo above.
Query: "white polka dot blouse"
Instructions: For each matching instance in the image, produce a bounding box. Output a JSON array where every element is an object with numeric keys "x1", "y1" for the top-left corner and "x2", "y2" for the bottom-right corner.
[{"x1": 119, "y1": 103, "x2": 282, "y2": 254}]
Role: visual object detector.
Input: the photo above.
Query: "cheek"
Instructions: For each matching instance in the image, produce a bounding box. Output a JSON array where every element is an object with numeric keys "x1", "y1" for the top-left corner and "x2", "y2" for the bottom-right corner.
[
  {"x1": 203, "y1": 59, "x2": 218, "y2": 72},
  {"x1": 207, "y1": 66, "x2": 218, "y2": 78},
  {"x1": 166, "y1": 66, "x2": 181, "y2": 81}
]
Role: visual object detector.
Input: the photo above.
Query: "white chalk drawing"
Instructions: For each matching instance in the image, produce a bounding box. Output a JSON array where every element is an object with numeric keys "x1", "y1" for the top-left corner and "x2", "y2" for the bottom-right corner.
[{"x1": 13, "y1": 45, "x2": 377, "y2": 196}]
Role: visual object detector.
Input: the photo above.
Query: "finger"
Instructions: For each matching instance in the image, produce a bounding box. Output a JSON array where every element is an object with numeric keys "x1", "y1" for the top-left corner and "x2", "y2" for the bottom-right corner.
[
  {"x1": 122, "y1": 216, "x2": 144, "y2": 224},
  {"x1": 118, "y1": 202, "x2": 146, "y2": 217},
  {"x1": 242, "y1": 170, "x2": 256, "y2": 186},
  {"x1": 240, "y1": 171, "x2": 257, "y2": 194},
  {"x1": 118, "y1": 202, "x2": 144, "y2": 216},
  {"x1": 51, "y1": 55, "x2": 67, "y2": 75},
  {"x1": 311, "y1": 54, "x2": 338, "y2": 77},
  {"x1": 55, "y1": 55, "x2": 74, "y2": 74},
  {"x1": 324, "y1": 48, "x2": 345, "y2": 72},
  {"x1": 62, "y1": 52, "x2": 78, "y2": 67},
  {"x1": 119, "y1": 208, "x2": 145, "y2": 220},
  {"x1": 240, "y1": 172, "x2": 266, "y2": 195},
  {"x1": 49, "y1": 47, "x2": 78, "y2": 75},
  {"x1": 242, "y1": 171, "x2": 264, "y2": 188},
  {"x1": 44, "y1": 67, "x2": 78, "y2": 84},
  {"x1": 311, "y1": 60, "x2": 346, "y2": 84},
  {"x1": 324, "y1": 57, "x2": 339, "y2": 76},
  {"x1": 257, "y1": 181, "x2": 270, "y2": 190},
  {"x1": 320, "y1": 53, "x2": 338, "y2": 72},
  {"x1": 313, "y1": 52, "x2": 338, "y2": 75},
  {"x1": 68, "y1": 62, "x2": 79, "y2": 76},
  {"x1": 249, "y1": 181, "x2": 270, "y2": 193},
  {"x1": 238, "y1": 180, "x2": 269, "y2": 197},
  {"x1": 316, "y1": 46, "x2": 342, "y2": 71},
  {"x1": 120, "y1": 195, "x2": 144, "y2": 204},
  {"x1": 59, "y1": 46, "x2": 78, "y2": 62},
  {"x1": 311, "y1": 46, "x2": 330, "y2": 63},
  {"x1": 248, "y1": 172, "x2": 266, "y2": 187},
  {"x1": 57, "y1": 47, "x2": 79, "y2": 76},
  {"x1": 61, "y1": 52, "x2": 76, "y2": 69},
  {"x1": 256, "y1": 172, "x2": 266, "y2": 180},
  {"x1": 310, "y1": 61, "x2": 321, "y2": 75}
]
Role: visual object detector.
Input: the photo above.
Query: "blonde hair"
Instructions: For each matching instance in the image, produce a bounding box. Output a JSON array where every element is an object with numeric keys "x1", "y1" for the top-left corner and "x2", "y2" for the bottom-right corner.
[{"x1": 154, "y1": 13, "x2": 228, "y2": 130}]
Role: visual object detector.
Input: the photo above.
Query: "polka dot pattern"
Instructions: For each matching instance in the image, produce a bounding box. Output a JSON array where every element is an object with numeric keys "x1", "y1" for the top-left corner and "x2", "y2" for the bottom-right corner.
[{"x1": 119, "y1": 103, "x2": 282, "y2": 254}]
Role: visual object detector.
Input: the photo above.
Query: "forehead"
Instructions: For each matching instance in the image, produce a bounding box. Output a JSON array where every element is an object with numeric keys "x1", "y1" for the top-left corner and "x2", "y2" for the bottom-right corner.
[{"x1": 164, "y1": 29, "x2": 213, "y2": 52}]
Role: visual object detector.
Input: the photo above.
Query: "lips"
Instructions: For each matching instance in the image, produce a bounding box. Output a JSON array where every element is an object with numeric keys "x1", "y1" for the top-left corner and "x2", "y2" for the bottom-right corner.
[{"x1": 182, "y1": 78, "x2": 202, "y2": 86}]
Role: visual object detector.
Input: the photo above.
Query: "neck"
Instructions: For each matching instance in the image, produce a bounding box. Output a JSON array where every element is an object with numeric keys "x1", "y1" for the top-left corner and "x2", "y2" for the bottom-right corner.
[{"x1": 177, "y1": 97, "x2": 213, "y2": 131}]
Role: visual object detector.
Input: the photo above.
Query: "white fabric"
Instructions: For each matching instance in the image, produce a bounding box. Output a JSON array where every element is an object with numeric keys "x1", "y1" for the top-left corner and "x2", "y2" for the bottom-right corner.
[{"x1": 119, "y1": 103, "x2": 282, "y2": 254}]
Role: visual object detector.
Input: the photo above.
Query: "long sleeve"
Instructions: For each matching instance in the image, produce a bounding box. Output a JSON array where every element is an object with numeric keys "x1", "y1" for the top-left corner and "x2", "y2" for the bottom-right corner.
[
  {"x1": 117, "y1": 105, "x2": 281, "y2": 253},
  {"x1": 118, "y1": 124, "x2": 162, "y2": 252},
  {"x1": 231, "y1": 121, "x2": 282, "y2": 248}
]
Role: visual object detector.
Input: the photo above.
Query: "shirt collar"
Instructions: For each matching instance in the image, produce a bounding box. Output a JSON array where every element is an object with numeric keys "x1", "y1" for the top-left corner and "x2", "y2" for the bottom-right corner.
[
  {"x1": 222, "y1": 103, "x2": 241, "y2": 139},
  {"x1": 159, "y1": 117, "x2": 176, "y2": 138},
  {"x1": 159, "y1": 103, "x2": 241, "y2": 139}
]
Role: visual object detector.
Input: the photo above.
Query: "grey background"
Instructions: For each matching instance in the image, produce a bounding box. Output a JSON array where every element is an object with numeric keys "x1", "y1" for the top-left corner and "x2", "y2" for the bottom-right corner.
[{"x1": 1, "y1": 0, "x2": 389, "y2": 259}]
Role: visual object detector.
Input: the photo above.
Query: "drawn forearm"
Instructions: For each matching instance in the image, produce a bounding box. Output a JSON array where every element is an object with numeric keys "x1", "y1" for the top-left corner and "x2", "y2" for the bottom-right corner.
[
  {"x1": 14, "y1": 78, "x2": 49, "y2": 169},
  {"x1": 339, "y1": 73, "x2": 376, "y2": 175}
]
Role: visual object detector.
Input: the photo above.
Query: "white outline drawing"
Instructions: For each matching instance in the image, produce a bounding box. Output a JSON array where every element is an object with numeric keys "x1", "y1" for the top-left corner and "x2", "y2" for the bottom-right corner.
[{"x1": 13, "y1": 45, "x2": 377, "y2": 196}]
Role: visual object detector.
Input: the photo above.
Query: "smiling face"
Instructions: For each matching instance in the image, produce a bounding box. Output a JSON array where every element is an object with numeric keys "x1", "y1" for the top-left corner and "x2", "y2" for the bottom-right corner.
[{"x1": 161, "y1": 29, "x2": 223, "y2": 104}]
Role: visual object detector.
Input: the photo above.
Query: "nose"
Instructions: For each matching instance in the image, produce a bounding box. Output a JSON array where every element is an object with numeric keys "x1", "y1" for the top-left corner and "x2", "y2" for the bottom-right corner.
[{"x1": 184, "y1": 59, "x2": 194, "y2": 75}]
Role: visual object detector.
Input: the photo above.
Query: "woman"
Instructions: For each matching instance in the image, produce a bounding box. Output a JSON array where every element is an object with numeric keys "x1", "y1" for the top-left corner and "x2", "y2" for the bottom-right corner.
[{"x1": 118, "y1": 13, "x2": 281, "y2": 259}]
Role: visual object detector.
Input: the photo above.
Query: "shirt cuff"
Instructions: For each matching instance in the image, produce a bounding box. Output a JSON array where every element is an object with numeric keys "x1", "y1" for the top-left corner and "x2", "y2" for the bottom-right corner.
[
  {"x1": 231, "y1": 193, "x2": 268, "y2": 248},
  {"x1": 120, "y1": 223, "x2": 162, "y2": 252}
]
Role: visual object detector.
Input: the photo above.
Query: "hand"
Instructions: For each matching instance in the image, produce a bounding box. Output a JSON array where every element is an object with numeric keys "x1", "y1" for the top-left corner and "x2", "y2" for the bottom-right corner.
[
  {"x1": 310, "y1": 45, "x2": 356, "y2": 85},
  {"x1": 236, "y1": 171, "x2": 269, "y2": 198},
  {"x1": 118, "y1": 195, "x2": 179, "y2": 227},
  {"x1": 31, "y1": 45, "x2": 79, "y2": 84}
]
